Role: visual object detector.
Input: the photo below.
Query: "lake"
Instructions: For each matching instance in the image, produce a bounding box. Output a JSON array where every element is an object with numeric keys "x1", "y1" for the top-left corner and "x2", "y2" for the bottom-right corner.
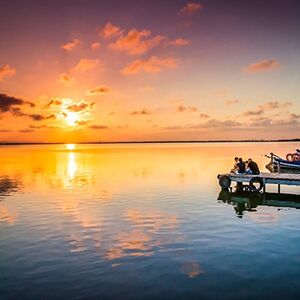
[{"x1": 1, "y1": 142, "x2": 300, "y2": 300}]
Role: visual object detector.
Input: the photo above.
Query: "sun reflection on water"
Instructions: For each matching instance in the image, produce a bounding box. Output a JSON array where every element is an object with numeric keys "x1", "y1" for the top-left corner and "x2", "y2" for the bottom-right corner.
[
  {"x1": 66, "y1": 144, "x2": 76, "y2": 151},
  {"x1": 67, "y1": 152, "x2": 77, "y2": 180}
]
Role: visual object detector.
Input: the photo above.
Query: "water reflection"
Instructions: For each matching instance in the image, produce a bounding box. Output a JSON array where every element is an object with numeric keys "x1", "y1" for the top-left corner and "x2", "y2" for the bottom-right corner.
[
  {"x1": 67, "y1": 152, "x2": 77, "y2": 180},
  {"x1": 66, "y1": 143, "x2": 76, "y2": 151},
  {"x1": 218, "y1": 190, "x2": 300, "y2": 219},
  {"x1": 181, "y1": 262, "x2": 203, "y2": 278},
  {"x1": 0, "y1": 177, "x2": 21, "y2": 225},
  {"x1": 0, "y1": 204, "x2": 18, "y2": 225},
  {"x1": 0, "y1": 176, "x2": 20, "y2": 197},
  {"x1": 1, "y1": 143, "x2": 300, "y2": 299},
  {"x1": 106, "y1": 209, "x2": 180, "y2": 261}
]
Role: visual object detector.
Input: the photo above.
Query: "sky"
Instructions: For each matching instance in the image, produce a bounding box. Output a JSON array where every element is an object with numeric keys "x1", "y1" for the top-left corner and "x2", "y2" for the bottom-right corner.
[{"x1": 0, "y1": 0, "x2": 300, "y2": 142}]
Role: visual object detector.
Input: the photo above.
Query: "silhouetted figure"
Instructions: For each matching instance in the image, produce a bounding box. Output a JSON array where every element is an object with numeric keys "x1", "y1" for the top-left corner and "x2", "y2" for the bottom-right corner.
[
  {"x1": 231, "y1": 157, "x2": 239, "y2": 173},
  {"x1": 236, "y1": 158, "x2": 246, "y2": 174},
  {"x1": 246, "y1": 158, "x2": 260, "y2": 175}
]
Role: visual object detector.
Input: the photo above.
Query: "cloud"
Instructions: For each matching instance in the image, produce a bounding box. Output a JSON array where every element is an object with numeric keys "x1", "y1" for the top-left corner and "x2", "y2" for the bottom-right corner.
[
  {"x1": 101, "y1": 22, "x2": 123, "y2": 38},
  {"x1": 75, "y1": 119, "x2": 91, "y2": 126},
  {"x1": 177, "y1": 105, "x2": 198, "y2": 112},
  {"x1": 199, "y1": 113, "x2": 210, "y2": 118},
  {"x1": 192, "y1": 119, "x2": 242, "y2": 128},
  {"x1": 89, "y1": 124, "x2": 109, "y2": 129},
  {"x1": 249, "y1": 117, "x2": 272, "y2": 127},
  {"x1": 163, "y1": 112, "x2": 300, "y2": 132},
  {"x1": 130, "y1": 109, "x2": 151, "y2": 115},
  {"x1": 290, "y1": 113, "x2": 300, "y2": 119},
  {"x1": 110, "y1": 29, "x2": 164, "y2": 55},
  {"x1": 85, "y1": 85, "x2": 110, "y2": 96},
  {"x1": 163, "y1": 119, "x2": 242, "y2": 130},
  {"x1": 9, "y1": 106, "x2": 55, "y2": 121},
  {"x1": 207, "y1": 120, "x2": 240, "y2": 128},
  {"x1": 243, "y1": 59, "x2": 280, "y2": 73},
  {"x1": 61, "y1": 39, "x2": 81, "y2": 51},
  {"x1": 71, "y1": 58, "x2": 101, "y2": 73},
  {"x1": 46, "y1": 99, "x2": 62, "y2": 107},
  {"x1": 260, "y1": 101, "x2": 291, "y2": 110},
  {"x1": 164, "y1": 125, "x2": 183, "y2": 130},
  {"x1": 122, "y1": 56, "x2": 178, "y2": 75},
  {"x1": 19, "y1": 129, "x2": 35, "y2": 133},
  {"x1": 225, "y1": 99, "x2": 240, "y2": 105},
  {"x1": 29, "y1": 114, "x2": 56, "y2": 121},
  {"x1": 0, "y1": 64, "x2": 16, "y2": 81},
  {"x1": 57, "y1": 73, "x2": 76, "y2": 87},
  {"x1": 243, "y1": 109, "x2": 264, "y2": 116},
  {"x1": 179, "y1": 2, "x2": 203, "y2": 16},
  {"x1": 29, "y1": 124, "x2": 60, "y2": 129},
  {"x1": 67, "y1": 100, "x2": 93, "y2": 113},
  {"x1": 250, "y1": 114, "x2": 300, "y2": 128},
  {"x1": 169, "y1": 38, "x2": 190, "y2": 46},
  {"x1": 243, "y1": 101, "x2": 292, "y2": 116},
  {"x1": 116, "y1": 124, "x2": 128, "y2": 129},
  {"x1": 90, "y1": 42, "x2": 101, "y2": 50},
  {"x1": 0, "y1": 93, "x2": 34, "y2": 112}
]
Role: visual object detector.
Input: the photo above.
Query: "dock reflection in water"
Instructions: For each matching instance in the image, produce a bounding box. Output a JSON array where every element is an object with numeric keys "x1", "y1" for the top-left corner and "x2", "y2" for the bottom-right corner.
[{"x1": 218, "y1": 190, "x2": 300, "y2": 218}]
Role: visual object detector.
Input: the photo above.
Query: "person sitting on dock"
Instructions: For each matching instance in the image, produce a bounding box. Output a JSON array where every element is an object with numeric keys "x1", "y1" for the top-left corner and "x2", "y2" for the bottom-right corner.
[
  {"x1": 230, "y1": 157, "x2": 239, "y2": 173},
  {"x1": 246, "y1": 158, "x2": 260, "y2": 175},
  {"x1": 236, "y1": 158, "x2": 246, "y2": 174}
]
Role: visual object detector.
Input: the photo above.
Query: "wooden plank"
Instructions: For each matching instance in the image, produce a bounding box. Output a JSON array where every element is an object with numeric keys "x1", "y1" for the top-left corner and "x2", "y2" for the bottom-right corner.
[{"x1": 218, "y1": 172, "x2": 300, "y2": 187}]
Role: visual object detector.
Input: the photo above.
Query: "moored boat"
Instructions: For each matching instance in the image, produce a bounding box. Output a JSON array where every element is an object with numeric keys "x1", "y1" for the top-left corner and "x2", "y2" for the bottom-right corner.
[{"x1": 266, "y1": 153, "x2": 300, "y2": 172}]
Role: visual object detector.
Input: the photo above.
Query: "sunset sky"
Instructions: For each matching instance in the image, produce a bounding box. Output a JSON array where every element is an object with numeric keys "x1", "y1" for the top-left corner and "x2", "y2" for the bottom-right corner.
[{"x1": 0, "y1": 0, "x2": 299, "y2": 142}]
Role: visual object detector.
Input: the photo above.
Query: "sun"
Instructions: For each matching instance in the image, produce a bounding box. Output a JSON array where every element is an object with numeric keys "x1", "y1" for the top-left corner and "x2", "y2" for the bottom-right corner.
[
  {"x1": 53, "y1": 98, "x2": 91, "y2": 127},
  {"x1": 65, "y1": 112, "x2": 80, "y2": 126}
]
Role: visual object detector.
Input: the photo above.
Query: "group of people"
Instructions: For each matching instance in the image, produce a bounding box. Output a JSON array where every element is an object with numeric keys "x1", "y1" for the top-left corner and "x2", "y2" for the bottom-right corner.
[{"x1": 231, "y1": 157, "x2": 260, "y2": 175}]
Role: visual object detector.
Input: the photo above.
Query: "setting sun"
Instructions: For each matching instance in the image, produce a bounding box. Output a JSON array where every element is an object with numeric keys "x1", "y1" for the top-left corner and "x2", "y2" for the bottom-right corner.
[{"x1": 65, "y1": 112, "x2": 80, "y2": 126}]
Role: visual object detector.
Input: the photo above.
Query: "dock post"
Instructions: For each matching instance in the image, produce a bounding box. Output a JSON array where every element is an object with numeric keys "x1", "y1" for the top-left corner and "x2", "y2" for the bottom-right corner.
[
  {"x1": 263, "y1": 178, "x2": 266, "y2": 193},
  {"x1": 278, "y1": 184, "x2": 281, "y2": 193}
]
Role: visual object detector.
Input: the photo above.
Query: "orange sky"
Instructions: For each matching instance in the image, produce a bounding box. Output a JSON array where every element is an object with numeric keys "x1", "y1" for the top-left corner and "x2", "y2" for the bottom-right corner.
[{"x1": 0, "y1": 0, "x2": 299, "y2": 142}]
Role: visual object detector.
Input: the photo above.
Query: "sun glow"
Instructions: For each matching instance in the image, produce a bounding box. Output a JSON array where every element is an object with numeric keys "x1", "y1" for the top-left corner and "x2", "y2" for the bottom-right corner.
[
  {"x1": 66, "y1": 144, "x2": 76, "y2": 150},
  {"x1": 51, "y1": 98, "x2": 91, "y2": 127},
  {"x1": 65, "y1": 112, "x2": 80, "y2": 126}
]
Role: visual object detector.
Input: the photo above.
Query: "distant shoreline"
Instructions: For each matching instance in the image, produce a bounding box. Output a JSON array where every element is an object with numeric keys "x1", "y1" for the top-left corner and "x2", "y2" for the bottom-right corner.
[{"x1": 0, "y1": 139, "x2": 299, "y2": 145}]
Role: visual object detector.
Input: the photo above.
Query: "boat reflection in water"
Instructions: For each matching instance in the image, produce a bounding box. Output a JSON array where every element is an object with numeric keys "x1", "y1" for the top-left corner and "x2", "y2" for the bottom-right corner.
[{"x1": 218, "y1": 189, "x2": 300, "y2": 218}]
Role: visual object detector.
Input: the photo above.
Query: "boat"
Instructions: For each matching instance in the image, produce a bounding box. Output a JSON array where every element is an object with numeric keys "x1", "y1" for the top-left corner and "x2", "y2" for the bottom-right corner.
[{"x1": 266, "y1": 153, "x2": 300, "y2": 172}]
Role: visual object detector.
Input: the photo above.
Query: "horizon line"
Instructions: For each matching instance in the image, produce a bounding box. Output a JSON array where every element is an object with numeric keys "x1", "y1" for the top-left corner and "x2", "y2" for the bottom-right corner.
[{"x1": 0, "y1": 138, "x2": 299, "y2": 145}]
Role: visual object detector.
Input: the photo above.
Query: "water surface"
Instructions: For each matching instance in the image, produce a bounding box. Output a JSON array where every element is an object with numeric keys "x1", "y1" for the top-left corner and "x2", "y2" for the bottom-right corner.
[{"x1": 1, "y1": 142, "x2": 300, "y2": 299}]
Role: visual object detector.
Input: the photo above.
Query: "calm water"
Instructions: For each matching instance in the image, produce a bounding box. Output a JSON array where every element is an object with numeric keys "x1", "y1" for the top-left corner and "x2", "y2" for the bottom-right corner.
[{"x1": 1, "y1": 142, "x2": 300, "y2": 300}]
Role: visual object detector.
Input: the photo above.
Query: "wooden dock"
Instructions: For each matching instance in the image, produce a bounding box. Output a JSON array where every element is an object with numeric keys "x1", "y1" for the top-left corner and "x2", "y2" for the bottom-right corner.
[{"x1": 217, "y1": 172, "x2": 300, "y2": 193}]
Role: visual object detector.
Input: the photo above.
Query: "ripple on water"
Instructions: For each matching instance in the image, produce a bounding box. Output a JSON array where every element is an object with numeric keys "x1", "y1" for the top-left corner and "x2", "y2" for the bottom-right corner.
[{"x1": 1, "y1": 143, "x2": 300, "y2": 299}]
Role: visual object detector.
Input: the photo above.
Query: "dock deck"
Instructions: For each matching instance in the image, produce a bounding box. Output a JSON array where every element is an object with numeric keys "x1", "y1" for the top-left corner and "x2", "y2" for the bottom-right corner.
[
  {"x1": 217, "y1": 172, "x2": 300, "y2": 192},
  {"x1": 221, "y1": 172, "x2": 300, "y2": 186}
]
